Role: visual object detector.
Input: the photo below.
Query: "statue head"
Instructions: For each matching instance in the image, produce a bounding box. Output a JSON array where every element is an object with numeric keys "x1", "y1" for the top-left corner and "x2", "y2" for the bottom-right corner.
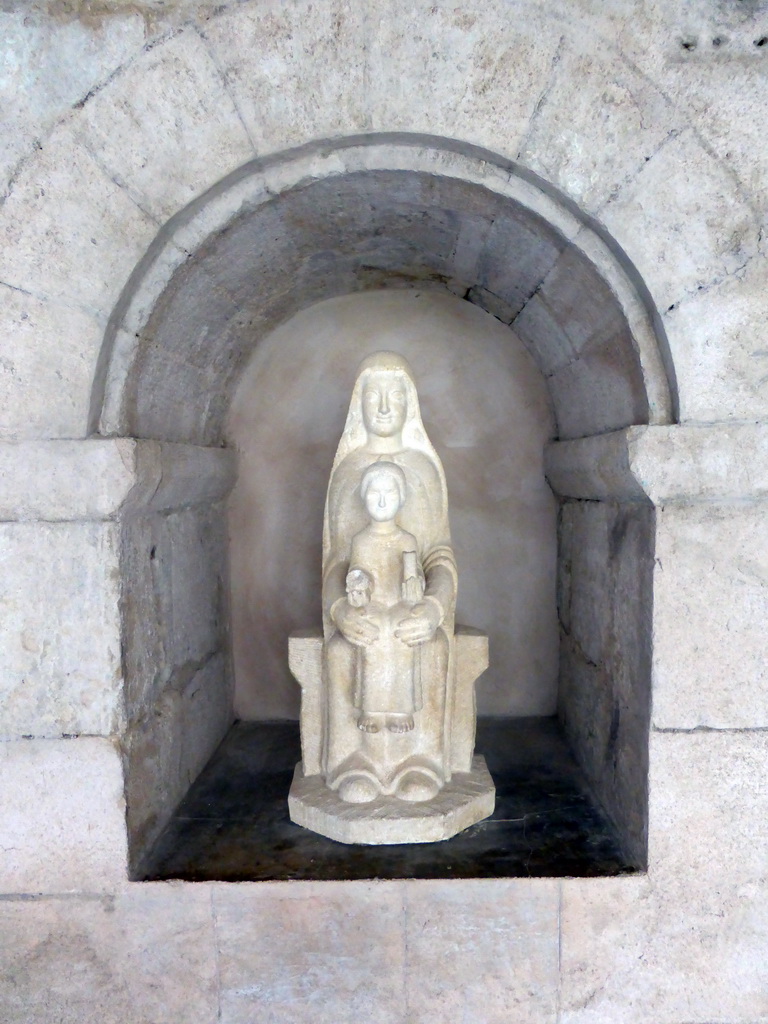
[
  {"x1": 333, "y1": 352, "x2": 430, "y2": 454},
  {"x1": 360, "y1": 461, "x2": 407, "y2": 523}
]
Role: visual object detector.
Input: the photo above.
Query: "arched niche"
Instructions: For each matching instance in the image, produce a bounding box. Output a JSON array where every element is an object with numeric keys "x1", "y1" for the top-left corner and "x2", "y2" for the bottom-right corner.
[{"x1": 93, "y1": 135, "x2": 675, "y2": 877}]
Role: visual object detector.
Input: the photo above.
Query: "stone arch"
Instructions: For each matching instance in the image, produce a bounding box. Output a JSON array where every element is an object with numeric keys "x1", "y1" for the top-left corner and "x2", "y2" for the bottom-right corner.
[
  {"x1": 90, "y1": 135, "x2": 675, "y2": 875},
  {"x1": 91, "y1": 134, "x2": 676, "y2": 444}
]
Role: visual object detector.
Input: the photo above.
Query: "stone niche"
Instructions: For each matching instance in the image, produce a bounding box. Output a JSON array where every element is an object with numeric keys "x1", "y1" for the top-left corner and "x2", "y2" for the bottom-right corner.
[{"x1": 96, "y1": 140, "x2": 674, "y2": 879}]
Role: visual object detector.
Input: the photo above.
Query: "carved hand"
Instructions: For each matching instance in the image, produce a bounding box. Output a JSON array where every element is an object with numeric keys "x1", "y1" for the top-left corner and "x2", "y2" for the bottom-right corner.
[
  {"x1": 395, "y1": 598, "x2": 442, "y2": 647},
  {"x1": 332, "y1": 600, "x2": 380, "y2": 646}
]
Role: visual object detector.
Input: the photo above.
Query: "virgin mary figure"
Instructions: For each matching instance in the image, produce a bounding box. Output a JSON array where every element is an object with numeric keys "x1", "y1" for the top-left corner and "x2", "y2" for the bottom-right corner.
[{"x1": 322, "y1": 351, "x2": 458, "y2": 804}]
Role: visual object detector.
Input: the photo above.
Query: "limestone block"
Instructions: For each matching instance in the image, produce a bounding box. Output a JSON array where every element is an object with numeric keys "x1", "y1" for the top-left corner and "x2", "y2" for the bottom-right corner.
[
  {"x1": 0, "y1": 522, "x2": 123, "y2": 740},
  {"x1": 656, "y1": 45, "x2": 768, "y2": 213},
  {"x1": 653, "y1": 505, "x2": 768, "y2": 729},
  {"x1": 402, "y1": 879, "x2": 559, "y2": 1024},
  {"x1": 166, "y1": 503, "x2": 227, "y2": 669},
  {"x1": 202, "y1": 1, "x2": 367, "y2": 154},
  {"x1": 600, "y1": 128, "x2": 760, "y2": 312},
  {"x1": 649, "y1": 729, "x2": 768, "y2": 886},
  {"x1": 366, "y1": 1, "x2": 561, "y2": 159},
  {"x1": 0, "y1": 886, "x2": 218, "y2": 1024},
  {"x1": 180, "y1": 651, "x2": 234, "y2": 791},
  {"x1": 546, "y1": 424, "x2": 768, "y2": 505},
  {"x1": 546, "y1": 341, "x2": 649, "y2": 440},
  {"x1": 0, "y1": 285, "x2": 105, "y2": 441},
  {"x1": 560, "y1": 731, "x2": 768, "y2": 1021},
  {"x1": 545, "y1": 429, "x2": 651, "y2": 503},
  {"x1": 123, "y1": 440, "x2": 237, "y2": 516},
  {"x1": 519, "y1": 41, "x2": 680, "y2": 214},
  {"x1": 558, "y1": 500, "x2": 653, "y2": 866},
  {"x1": 123, "y1": 687, "x2": 184, "y2": 868},
  {"x1": 0, "y1": 118, "x2": 158, "y2": 317},
  {"x1": 77, "y1": 27, "x2": 255, "y2": 223},
  {"x1": 213, "y1": 880, "x2": 407, "y2": 1024},
  {"x1": 663, "y1": 255, "x2": 768, "y2": 423},
  {"x1": 0, "y1": 6, "x2": 145, "y2": 195},
  {"x1": 0, "y1": 439, "x2": 136, "y2": 520},
  {"x1": 124, "y1": 653, "x2": 232, "y2": 871},
  {"x1": 121, "y1": 497, "x2": 230, "y2": 720},
  {"x1": 559, "y1": 874, "x2": 768, "y2": 1024},
  {"x1": 0, "y1": 438, "x2": 236, "y2": 523},
  {"x1": 0, "y1": 737, "x2": 127, "y2": 892}
]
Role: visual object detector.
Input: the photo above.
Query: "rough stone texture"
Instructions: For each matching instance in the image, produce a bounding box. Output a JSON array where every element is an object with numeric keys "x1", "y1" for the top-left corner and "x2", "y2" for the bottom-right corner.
[
  {"x1": 0, "y1": 438, "x2": 137, "y2": 520},
  {"x1": 662, "y1": 253, "x2": 768, "y2": 423},
  {"x1": 0, "y1": 438, "x2": 236, "y2": 522},
  {"x1": 0, "y1": 886, "x2": 218, "y2": 1024},
  {"x1": 560, "y1": 730, "x2": 768, "y2": 1023},
  {"x1": 120, "y1": 500, "x2": 228, "y2": 722},
  {"x1": 0, "y1": 118, "x2": 158, "y2": 317},
  {"x1": 558, "y1": 500, "x2": 653, "y2": 866},
  {"x1": 229, "y1": 292, "x2": 557, "y2": 721},
  {"x1": 546, "y1": 423, "x2": 768, "y2": 504},
  {"x1": 599, "y1": 127, "x2": 760, "y2": 315},
  {"x1": 653, "y1": 504, "x2": 768, "y2": 730},
  {"x1": 0, "y1": 738, "x2": 127, "y2": 893},
  {"x1": 518, "y1": 40, "x2": 680, "y2": 215},
  {"x1": 76, "y1": 27, "x2": 255, "y2": 223},
  {"x1": 366, "y1": 2, "x2": 562, "y2": 157},
  {"x1": 0, "y1": 285, "x2": 105, "y2": 440},
  {"x1": 0, "y1": 4, "x2": 147, "y2": 196},
  {"x1": 123, "y1": 651, "x2": 233, "y2": 875},
  {"x1": 560, "y1": 874, "x2": 768, "y2": 1024},
  {"x1": 202, "y1": 0, "x2": 368, "y2": 155},
  {"x1": 213, "y1": 881, "x2": 407, "y2": 1024},
  {"x1": 0, "y1": 522, "x2": 123, "y2": 740},
  {"x1": 402, "y1": 879, "x2": 559, "y2": 1024}
]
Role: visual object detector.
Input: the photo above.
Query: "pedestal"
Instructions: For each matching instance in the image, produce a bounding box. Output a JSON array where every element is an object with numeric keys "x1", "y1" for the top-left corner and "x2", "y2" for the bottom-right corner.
[{"x1": 288, "y1": 755, "x2": 495, "y2": 845}]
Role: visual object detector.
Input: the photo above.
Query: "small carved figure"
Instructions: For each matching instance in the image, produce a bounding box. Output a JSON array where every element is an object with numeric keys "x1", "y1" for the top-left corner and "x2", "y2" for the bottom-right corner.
[{"x1": 343, "y1": 461, "x2": 426, "y2": 736}]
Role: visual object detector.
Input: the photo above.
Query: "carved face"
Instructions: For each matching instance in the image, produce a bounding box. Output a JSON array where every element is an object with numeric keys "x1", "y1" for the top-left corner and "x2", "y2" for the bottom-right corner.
[
  {"x1": 362, "y1": 371, "x2": 407, "y2": 438},
  {"x1": 363, "y1": 470, "x2": 404, "y2": 523}
]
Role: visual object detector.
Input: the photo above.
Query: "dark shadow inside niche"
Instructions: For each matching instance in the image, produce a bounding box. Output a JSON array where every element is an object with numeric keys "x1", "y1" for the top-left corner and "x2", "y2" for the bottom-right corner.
[{"x1": 139, "y1": 718, "x2": 636, "y2": 882}]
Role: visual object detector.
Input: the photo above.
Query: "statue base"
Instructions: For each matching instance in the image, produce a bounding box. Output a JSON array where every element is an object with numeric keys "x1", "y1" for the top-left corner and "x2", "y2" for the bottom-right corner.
[{"x1": 288, "y1": 755, "x2": 495, "y2": 845}]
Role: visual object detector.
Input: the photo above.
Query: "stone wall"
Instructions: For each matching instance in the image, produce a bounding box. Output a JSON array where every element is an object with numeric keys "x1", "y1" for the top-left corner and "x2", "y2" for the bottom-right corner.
[{"x1": 2, "y1": 1, "x2": 768, "y2": 1021}]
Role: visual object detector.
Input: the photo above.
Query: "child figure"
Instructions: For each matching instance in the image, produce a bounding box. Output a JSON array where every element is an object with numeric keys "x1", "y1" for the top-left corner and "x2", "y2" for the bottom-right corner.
[{"x1": 343, "y1": 461, "x2": 426, "y2": 734}]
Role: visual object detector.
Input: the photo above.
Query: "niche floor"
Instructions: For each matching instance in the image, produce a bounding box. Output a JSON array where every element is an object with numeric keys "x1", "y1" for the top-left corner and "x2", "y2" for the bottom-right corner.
[{"x1": 140, "y1": 717, "x2": 637, "y2": 882}]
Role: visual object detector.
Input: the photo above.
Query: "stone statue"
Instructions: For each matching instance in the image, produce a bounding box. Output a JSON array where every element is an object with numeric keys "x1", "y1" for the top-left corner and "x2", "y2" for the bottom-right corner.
[{"x1": 288, "y1": 352, "x2": 495, "y2": 844}]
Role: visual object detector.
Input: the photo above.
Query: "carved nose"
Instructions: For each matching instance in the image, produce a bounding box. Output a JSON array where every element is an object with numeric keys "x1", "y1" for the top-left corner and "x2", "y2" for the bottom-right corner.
[
  {"x1": 378, "y1": 492, "x2": 386, "y2": 507},
  {"x1": 380, "y1": 392, "x2": 390, "y2": 414}
]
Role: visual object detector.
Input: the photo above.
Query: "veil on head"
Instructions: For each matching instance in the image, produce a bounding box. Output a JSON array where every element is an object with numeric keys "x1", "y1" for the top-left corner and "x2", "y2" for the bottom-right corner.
[
  {"x1": 322, "y1": 351, "x2": 451, "y2": 580},
  {"x1": 329, "y1": 351, "x2": 441, "y2": 475}
]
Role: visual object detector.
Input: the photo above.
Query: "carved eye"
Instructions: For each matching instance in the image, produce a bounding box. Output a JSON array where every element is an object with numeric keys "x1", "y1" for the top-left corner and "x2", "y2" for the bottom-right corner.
[{"x1": 390, "y1": 389, "x2": 405, "y2": 402}]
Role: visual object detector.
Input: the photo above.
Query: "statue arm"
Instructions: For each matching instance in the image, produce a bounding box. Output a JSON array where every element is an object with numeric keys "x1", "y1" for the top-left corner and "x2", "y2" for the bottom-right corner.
[
  {"x1": 323, "y1": 557, "x2": 379, "y2": 646},
  {"x1": 396, "y1": 545, "x2": 457, "y2": 646}
]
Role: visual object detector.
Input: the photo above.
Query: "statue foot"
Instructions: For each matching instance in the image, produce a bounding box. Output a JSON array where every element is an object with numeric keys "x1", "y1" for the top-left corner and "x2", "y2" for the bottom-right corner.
[
  {"x1": 386, "y1": 714, "x2": 414, "y2": 733},
  {"x1": 357, "y1": 714, "x2": 382, "y2": 733},
  {"x1": 338, "y1": 775, "x2": 379, "y2": 804},
  {"x1": 396, "y1": 770, "x2": 441, "y2": 803}
]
